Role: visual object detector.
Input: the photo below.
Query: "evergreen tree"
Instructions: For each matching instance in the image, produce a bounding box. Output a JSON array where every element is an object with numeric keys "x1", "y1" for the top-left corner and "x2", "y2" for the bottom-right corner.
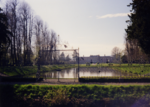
[{"x1": 125, "y1": 0, "x2": 150, "y2": 55}]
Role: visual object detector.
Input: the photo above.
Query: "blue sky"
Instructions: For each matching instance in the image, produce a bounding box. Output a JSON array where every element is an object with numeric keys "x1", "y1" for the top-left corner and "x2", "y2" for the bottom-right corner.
[{"x1": 1, "y1": 0, "x2": 132, "y2": 56}]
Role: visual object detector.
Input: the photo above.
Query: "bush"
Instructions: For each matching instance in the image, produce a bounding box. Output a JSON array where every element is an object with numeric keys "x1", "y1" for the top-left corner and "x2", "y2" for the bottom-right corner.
[
  {"x1": 128, "y1": 63, "x2": 132, "y2": 66},
  {"x1": 86, "y1": 62, "x2": 90, "y2": 66},
  {"x1": 1, "y1": 84, "x2": 150, "y2": 107},
  {"x1": 109, "y1": 64, "x2": 113, "y2": 66}
]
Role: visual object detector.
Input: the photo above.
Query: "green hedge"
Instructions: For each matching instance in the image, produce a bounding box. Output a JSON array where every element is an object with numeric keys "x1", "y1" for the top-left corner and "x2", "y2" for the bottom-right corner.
[{"x1": 1, "y1": 84, "x2": 150, "y2": 107}]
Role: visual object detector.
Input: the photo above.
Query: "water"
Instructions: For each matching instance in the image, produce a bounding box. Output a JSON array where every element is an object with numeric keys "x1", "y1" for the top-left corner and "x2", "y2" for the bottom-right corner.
[{"x1": 44, "y1": 67, "x2": 132, "y2": 78}]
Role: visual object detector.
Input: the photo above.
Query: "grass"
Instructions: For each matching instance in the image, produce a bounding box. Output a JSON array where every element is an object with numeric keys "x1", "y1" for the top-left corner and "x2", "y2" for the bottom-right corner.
[
  {"x1": 0, "y1": 66, "x2": 38, "y2": 76},
  {"x1": 1, "y1": 63, "x2": 150, "y2": 77},
  {"x1": 78, "y1": 63, "x2": 109, "y2": 67},
  {"x1": 79, "y1": 63, "x2": 150, "y2": 67},
  {"x1": 1, "y1": 84, "x2": 150, "y2": 107},
  {"x1": 80, "y1": 76, "x2": 150, "y2": 78},
  {"x1": 78, "y1": 63, "x2": 150, "y2": 75},
  {"x1": 110, "y1": 65, "x2": 150, "y2": 75},
  {"x1": 0, "y1": 64, "x2": 76, "y2": 77},
  {"x1": 79, "y1": 76, "x2": 150, "y2": 82},
  {"x1": 79, "y1": 63, "x2": 150, "y2": 74}
]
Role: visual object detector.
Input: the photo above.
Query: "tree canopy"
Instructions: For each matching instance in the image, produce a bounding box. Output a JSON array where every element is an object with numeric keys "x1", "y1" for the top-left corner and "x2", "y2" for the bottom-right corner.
[{"x1": 125, "y1": 0, "x2": 150, "y2": 55}]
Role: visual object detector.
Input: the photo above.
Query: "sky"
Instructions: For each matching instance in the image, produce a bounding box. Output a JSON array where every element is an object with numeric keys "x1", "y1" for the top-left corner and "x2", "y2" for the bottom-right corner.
[{"x1": 0, "y1": 0, "x2": 132, "y2": 57}]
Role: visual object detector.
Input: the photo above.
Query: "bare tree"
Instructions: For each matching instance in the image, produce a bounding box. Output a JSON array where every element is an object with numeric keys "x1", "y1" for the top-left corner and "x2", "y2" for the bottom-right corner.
[
  {"x1": 1, "y1": 0, "x2": 61, "y2": 66},
  {"x1": 34, "y1": 16, "x2": 43, "y2": 60},
  {"x1": 19, "y1": 2, "x2": 33, "y2": 65},
  {"x1": 124, "y1": 34, "x2": 149, "y2": 64},
  {"x1": 3, "y1": 0, "x2": 20, "y2": 65},
  {"x1": 111, "y1": 47, "x2": 121, "y2": 63}
]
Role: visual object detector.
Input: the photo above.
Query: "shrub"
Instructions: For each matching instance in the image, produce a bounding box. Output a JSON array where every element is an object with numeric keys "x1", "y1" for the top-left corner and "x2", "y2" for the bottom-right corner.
[
  {"x1": 86, "y1": 62, "x2": 90, "y2": 66},
  {"x1": 109, "y1": 64, "x2": 113, "y2": 66},
  {"x1": 1, "y1": 84, "x2": 150, "y2": 107}
]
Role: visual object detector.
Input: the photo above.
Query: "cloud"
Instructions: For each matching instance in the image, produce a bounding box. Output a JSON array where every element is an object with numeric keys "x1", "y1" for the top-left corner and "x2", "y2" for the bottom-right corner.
[
  {"x1": 89, "y1": 16, "x2": 93, "y2": 18},
  {"x1": 97, "y1": 13, "x2": 131, "y2": 19}
]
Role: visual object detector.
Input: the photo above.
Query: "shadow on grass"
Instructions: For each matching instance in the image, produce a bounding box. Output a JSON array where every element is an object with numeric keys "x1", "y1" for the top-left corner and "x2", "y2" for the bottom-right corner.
[{"x1": 0, "y1": 75, "x2": 43, "y2": 82}]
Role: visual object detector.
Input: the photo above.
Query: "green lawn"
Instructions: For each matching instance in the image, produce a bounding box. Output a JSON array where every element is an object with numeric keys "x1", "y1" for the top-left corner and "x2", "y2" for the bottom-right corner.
[
  {"x1": 1, "y1": 63, "x2": 150, "y2": 77},
  {"x1": 0, "y1": 64, "x2": 76, "y2": 76},
  {"x1": 79, "y1": 63, "x2": 150, "y2": 75},
  {"x1": 110, "y1": 65, "x2": 150, "y2": 75}
]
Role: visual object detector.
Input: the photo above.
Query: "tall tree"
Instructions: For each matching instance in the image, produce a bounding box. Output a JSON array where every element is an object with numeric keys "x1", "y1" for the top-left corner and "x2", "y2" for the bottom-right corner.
[
  {"x1": 1, "y1": 0, "x2": 60, "y2": 66},
  {"x1": 125, "y1": 0, "x2": 150, "y2": 55},
  {"x1": 19, "y1": 2, "x2": 33, "y2": 65},
  {"x1": 124, "y1": 34, "x2": 148, "y2": 63},
  {"x1": 0, "y1": 7, "x2": 12, "y2": 66},
  {"x1": 111, "y1": 47, "x2": 121, "y2": 63}
]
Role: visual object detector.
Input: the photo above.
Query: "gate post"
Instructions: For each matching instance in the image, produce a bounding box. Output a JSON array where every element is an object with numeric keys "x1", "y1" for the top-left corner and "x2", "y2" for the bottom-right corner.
[
  {"x1": 38, "y1": 51, "x2": 41, "y2": 71},
  {"x1": 58, "y1": 71, "x2": 59, "y2": 82},
  {"x1": 36, "y1": 51, "x2": 41, "y2": 81},
  {"x1": 78, "y1": 48, "x2": 80, "y2": 81}
]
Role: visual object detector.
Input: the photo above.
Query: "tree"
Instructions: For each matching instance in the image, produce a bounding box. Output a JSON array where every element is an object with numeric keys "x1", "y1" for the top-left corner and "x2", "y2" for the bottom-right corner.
[
  {"x1": 59, "y1": 52, "x2": 65, "y2": 61},
  {"x1": 124, "y1": 34, "x2": 149, "y2": 63},
  {"x1": 111, "y1": 47, "x2": 121, "y2": 56},
  {"x1": 0, "y1": 7, "x2": 12, "y2": 65},
  {"x1": 1, "y1": 0, "x2": 61, "y2": 66},
  {"x1": 0, "y1": 8, "x2": 11, "y2": 50},
  {"x1": 125, "y1": 36, "x2": 139, "y2": 63},
  {"x1": 66, "y1": 55, "x2": 71, "y2": 61},
  {"x1": 125, "y1": 0, "x2": 150, "y2": 55},
  {"x1": 3, "y1": 0, "x2": 34, "y2": 66},
  {"x1": 121, "y1": 55, "x2": 128, "y2": 63},
  {"x1": 111, "y1": 47, "x2": 121, "y2": 63},
  {"x1": 19, "y1": 1, "x2": 33, "y2": 65},
  {"x1": 72, "y1": 50, "x2": 78, "y2": 62}
]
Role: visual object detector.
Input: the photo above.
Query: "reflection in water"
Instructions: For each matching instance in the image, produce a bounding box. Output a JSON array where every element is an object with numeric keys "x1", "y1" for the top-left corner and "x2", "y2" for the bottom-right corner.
[{"x1": 44, "y1": 67, "x2": 132, "y2": 78}]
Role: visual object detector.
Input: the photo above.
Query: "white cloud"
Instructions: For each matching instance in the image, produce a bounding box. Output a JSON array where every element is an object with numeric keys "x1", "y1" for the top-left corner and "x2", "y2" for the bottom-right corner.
[
  {"x1": 89, "y1": 16, "x2": 93, "y2": 18},
  {"x1": 97, "y1": 13, "x2": 131, "y2": 19}
]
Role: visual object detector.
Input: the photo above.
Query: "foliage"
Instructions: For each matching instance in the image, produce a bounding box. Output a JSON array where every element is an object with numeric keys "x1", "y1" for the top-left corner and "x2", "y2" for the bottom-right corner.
[
  {"x1": 79, "y1": 63, "x2": 109, "y2": 68},
  {"x1": 0, "y1": 1, "x2": 65, "y2": 66},
  {"x1": 111, "y1": 47, "x2": 122, "y2": 63},
  {"x1": 86, "y1": 62, "x2": 90, "y2": 66},
  {"x1": 0, "y1": 7, "x2": 12, "y2": 62},
  {"x1": 1, "y1": 84, "x2": 150, "y2": 107},
  {"x1": 125, "y1": 0, "x2": 150, "y2": 55},
  {"x1": 108, "y1": 64, "x2": 113, "y2": 66},
  {"x1": 121, "y1": 55, "x2": 128, "y2": 63}
]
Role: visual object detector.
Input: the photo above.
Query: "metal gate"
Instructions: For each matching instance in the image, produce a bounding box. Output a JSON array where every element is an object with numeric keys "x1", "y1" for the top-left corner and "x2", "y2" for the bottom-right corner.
[{"x1": 36, "y1": 49, "x2": 79, "y2": 82}]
